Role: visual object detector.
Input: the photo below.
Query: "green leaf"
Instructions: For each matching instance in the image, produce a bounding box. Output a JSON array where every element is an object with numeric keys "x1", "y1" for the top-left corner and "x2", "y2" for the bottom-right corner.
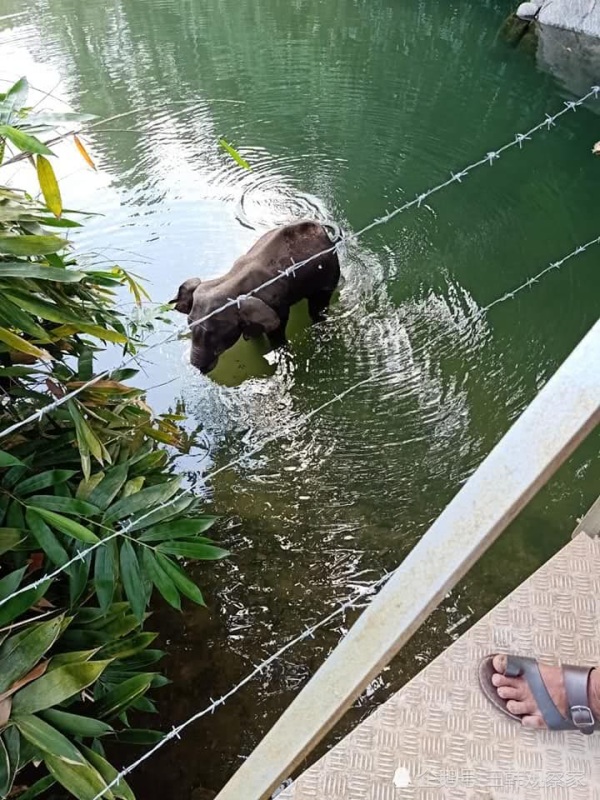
[
  {"x1": 0, "y1": 125, "x2": 54, "y2": 156},
  {"x1": 8, "y1": 774, "x2": 55, "y2": 800},
  {"x1": 125, "y1": 493, "x2": 194, "y2": 533},
  {"x1": 94, "y1": 537, "x2": 116, "y2": 613},
  {"x1": 139, "y1": 516, "x2": 217, "y2": 542},
  {"x1": 80, "y1": 745, "x2": 134, "y2": 800},
  {"x1": 68, "y1": 546, "x2": 91, "y2": 607},
  {"x1": 0, "y1": 528, "x2": 25, "y2": 554},
  {"x1": 0, "y1": 735, "x2": 11, "y2": 797},
  {"x1": 156, "y1": 553, "x2": 205, "y2": 606},
  {"x1": 11, "y1": 661, "x2": 111, "y2": 716},
  {"x1": 27, "y1": 507, "x2": 99, "y2": 543},
  {"x1": 103, "y1": 478, "x2": 181, "y2": 523},
  {"x1": 0, "y1": 450, "x2": 26, "y2": 468},
  {"x1": 112, "y1": 728, "x2": 163, "y2": 745},
  {"x1": 0, "y1": 615, "x2": 64, "y2": 693},
  {"x1": 26, "y1": 496, "x2": 99, "y2": 517},
  {"x1": 19, "y1": 470, "x2": 76, "y2": 495},
  {"x1": 219, "y1": 137, "x2": 251, "y2": 169},
  {"x1": 34, "y1": 153, "x2": 62, "y2": 217},
  {"x1": 87, "y1": 464, "x2": 128, "y2": 511},
  {"x1": 26, "y1": 510, "x2": 69, "y2": 566},
  {"x1": 141, "y1": 549, "x2": 180, "y2": 610},
  {"x1": 4, "y1": 77, "x2": 29, "y2": 114},
  {"x1": 0, "y1": 582, "x2": 49, "y2": 628},
  {"x1": 45, "y1": 755, "x2": 114, "y2": 800},
  {"x1": 99, "y1": 632, "x2": 157, "y2": 661},
  {"x1": 95, "y1": 673, "x2": 153, "y2": 719},
  {"x1": 0, "y1": 327, "x2": 50, "y2": 360},
  {"x1": 40, "y1": 709, "x2": 113, "y2": 739},
  {"x1": 0, "y1": 262, "x2": 85, "y2": 282},
  {"x1": 68, "y1": 402, "x2": 107, "y2": 467},
  {"x1": 3, "y1": 291, "x2": 86, "y2": 327},
  {"x1": 0, "y1": 294, "x2": 51, "y2": 341},
  {"x1": 157, "y1": 541, "x2": 229, "y2": 560},
  {"x1": 119, "y1": 540, "x2": 145, "y2": 622},
  {"x1": 0, "y1": 235, "x2": 65, "y2": 256},
  {"x1": 15, "y1": 715, "x2": 86, "y2": 765},
  {"x1": 2, "y1": 726, "x2": 19, "y2": 797}
]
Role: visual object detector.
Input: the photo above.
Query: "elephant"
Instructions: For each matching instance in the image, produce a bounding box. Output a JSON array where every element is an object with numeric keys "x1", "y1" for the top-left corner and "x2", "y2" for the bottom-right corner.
[{"x1": 170, "y1": 220, "x2": 342, "y2": 374}]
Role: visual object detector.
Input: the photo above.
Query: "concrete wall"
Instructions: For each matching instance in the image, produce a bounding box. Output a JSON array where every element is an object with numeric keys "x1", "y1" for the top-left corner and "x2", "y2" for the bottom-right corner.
[{"x1": 518, "y1": 0, "x2": 600, "y2": 37}]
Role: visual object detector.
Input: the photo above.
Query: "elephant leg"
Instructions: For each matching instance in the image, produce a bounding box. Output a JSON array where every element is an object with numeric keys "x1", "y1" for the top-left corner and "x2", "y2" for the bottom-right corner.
[
  {"x1": 308, "y1": 289, "x2": 334, "y2": 324},
  {"x1": 267, "y1": 307, "x2": 289, "y2": 349}
]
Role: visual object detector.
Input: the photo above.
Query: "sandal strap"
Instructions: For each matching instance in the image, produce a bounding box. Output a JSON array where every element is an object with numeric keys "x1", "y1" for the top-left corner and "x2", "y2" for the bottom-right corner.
[
  {"x1": 505, "y1": 655, "x2": 569, "y2": 730},
  {"x1": 563, "y1": 665, "x2": 597, "y2": 735}
]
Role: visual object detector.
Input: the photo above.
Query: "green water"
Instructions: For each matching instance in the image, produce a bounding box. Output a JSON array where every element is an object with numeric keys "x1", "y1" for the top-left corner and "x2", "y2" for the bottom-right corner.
[{"x1": 1, "y1": 0, "x2": 599, "y2": 795}]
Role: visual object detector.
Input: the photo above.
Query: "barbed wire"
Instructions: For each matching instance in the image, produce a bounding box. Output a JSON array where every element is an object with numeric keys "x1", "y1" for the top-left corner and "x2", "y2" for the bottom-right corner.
[
  {"x1": 90, "y1": 570, "x2": 393, "y2": 800},
  {"x1": 2, "y1": 230, "x2": 595, "y2": 610},
  {"x1": 2, "y1": 85, "x2": 598, "y2": 443}
]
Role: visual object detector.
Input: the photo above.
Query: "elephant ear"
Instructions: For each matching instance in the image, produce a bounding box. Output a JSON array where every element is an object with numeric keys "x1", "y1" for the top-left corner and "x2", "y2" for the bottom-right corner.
[
  {"x1": 169, "y1": 278, "x2": 202, "y2": 314},
  {"x1": 239, "y1": 296, "x2": 280, "y2": 333}
]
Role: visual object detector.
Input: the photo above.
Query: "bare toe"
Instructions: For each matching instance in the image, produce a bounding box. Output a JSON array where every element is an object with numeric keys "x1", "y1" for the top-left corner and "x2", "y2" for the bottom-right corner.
[
  {"x1": 496, "y1": 686, "x2": 522, "y2": 701},
  {"x1": 522, "y1": 714, "x2": 545, "y2": 729},
  {"x1": 492, "y1": 654, "x2": 508, "y2": 673},
  {"x1": 491, "y1": 672, "x2": 520, "y2": 688},
  {"x1": 506, "y1": 699, "x2": 534, "y2": 716}
]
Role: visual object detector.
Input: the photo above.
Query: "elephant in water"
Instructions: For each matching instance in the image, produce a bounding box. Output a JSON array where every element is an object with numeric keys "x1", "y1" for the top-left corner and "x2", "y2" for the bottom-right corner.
[{"x1": 170, "y1": 220, "x2": 342, "y2": 374}]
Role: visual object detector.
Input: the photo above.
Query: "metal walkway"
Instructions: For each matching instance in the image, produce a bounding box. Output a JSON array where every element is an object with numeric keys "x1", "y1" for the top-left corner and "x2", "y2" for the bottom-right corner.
[{"x1": 280, "y1": 532, "x2": 600, "y2": 799}]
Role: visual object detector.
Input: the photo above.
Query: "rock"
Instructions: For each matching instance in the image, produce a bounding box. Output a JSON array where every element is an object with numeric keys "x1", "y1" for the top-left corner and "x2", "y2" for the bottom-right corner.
[{"x1": 516, "y1": 2, "x2": 540, "y2": 21}]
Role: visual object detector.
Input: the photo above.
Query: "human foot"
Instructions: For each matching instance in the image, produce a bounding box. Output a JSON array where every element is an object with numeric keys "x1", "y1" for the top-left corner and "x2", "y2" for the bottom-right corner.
[{"x1": 478, "y1": 654, "x2": 600, "y2": 733}]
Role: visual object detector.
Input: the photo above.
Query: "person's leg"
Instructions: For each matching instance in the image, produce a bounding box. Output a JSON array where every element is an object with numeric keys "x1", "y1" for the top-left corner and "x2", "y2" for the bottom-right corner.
[{"x1": 491, "y1": 654, "x2": 600, "y2": 729}]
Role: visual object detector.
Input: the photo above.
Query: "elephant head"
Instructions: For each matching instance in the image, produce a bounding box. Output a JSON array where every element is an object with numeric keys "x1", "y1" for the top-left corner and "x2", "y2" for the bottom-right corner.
[{"x1": 170, "y1": 279, "x2": 280, "y2": 373}]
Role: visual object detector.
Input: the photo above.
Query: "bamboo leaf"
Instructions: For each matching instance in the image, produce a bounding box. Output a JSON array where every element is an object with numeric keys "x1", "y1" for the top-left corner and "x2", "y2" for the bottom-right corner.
[
  {"x1": 219, "y1": 137, "x2": 251, "y2": 170},
  {"x1": 26, "y1": 510, "x2": 69, "y2": 566},
  {"x1": 103, "y1": 478, "x2": 181, "y2": 523},
  {"x1": 19, "y1": 470, "x2": 76, "y2": 495},
  {"x1": 26, "y1": 496, "x2": 99, "y2": 517},
  {"x1": 139, "y1": 517, "x2": 217, "y2": 542},
  {"x1": 0, "y1": 262, "x2": 85, "y2": 282},
  {"x1": 0, "y1": 615, "x2": 64, "y2": 693},
  {"x1": 87, "y1": 464, "x2": 128, "y2": 511},
  {"x1": 141, "y1": 549, "x2": 180, "y2": 610},
  {"x1": 40, "y1": 709, "x2": 113, "y2": 739},
  {"x1": 0, "y1": 451, "x2": 26, "y2": 468},
  {"x1": 119, "y1": 541, "x2": 145, "y2": 623},
  {"x1": 0, "y1": 327, "x2": 50, "y2": 360},
  {"x1": 0, "y1": 528, "x2": 25, "y2": 555},
  {"x1": 11, "y1": 660, "x2": 111, "y2": 716},
  {"x1": 15, "y1": 715, "x2": 86, "y2": 765},
  {"x1": 0, "y1": 125, "x2": 54, "y2": 156},
  {"x1": 26, "y1": 508, "x2": 99, "y2": 544},
  {"x1": 157, "y1": 541, "x2": 229, "y2": 560},
  {"x1": 12, "y1": 775, "x2": 56, "y2": 800},
  {"x1": 0, "y1": 735, "x2": 10, "y2": 796},
  {"x1": 45, "y1": 755, "x2": 114, "y2": 800},
  {"x1": 155, "y1": 553, "x2": 205, "y2": 606},
  {"x1": 2, "y1": 726, "x2": 19, "y2": 797},
  {"x1": 0, "y1": 235, "x2": 65, "y2": 256},
  {"x1": 81, "y1": 746, "x2": 134, "y2": 800},
  {"x1": 94, "y1": 537, "x2": 116, "y2": 614},
  {"x1": 95, "y1": 673, "x2": 153, "y2": 719},
  {"x1": 36, "y1": 155, "x2": 62, "y2": 217},
  {"x1": 73, "y1": 135, "x2": 96, "y2": 171}
]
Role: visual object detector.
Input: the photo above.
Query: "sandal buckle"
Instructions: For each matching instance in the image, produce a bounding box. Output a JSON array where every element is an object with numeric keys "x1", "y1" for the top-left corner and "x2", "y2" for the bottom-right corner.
[{"x1": 570, "y1": 705, "x2": 595, "y2": 733}]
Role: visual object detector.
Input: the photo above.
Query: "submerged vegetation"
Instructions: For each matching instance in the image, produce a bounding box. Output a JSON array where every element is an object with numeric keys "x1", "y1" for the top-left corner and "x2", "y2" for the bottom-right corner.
[{"x1": 0, "y1": 78, "x2": 226, "y2": 799}]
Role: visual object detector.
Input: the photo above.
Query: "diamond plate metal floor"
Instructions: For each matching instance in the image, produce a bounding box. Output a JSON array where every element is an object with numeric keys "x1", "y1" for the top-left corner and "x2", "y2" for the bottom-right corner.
[{"x1": 279, "y1": 533, "x2": 600, "y2": 800}]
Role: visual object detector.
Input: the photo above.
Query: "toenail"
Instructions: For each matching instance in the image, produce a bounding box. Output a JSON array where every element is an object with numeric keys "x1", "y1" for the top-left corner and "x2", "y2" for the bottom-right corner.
[{"x1": 491, "y1": 674, "x2": 502, "y2": 686}]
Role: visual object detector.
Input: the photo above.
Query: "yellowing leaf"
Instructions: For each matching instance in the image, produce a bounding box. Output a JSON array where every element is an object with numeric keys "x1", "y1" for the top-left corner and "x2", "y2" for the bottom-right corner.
[
  {"x1": 36, "y1": 155, "x2": 62, "y2": 218},
  {"x1": 73, "y1": 134, "x2": 96, "y2": 170},
  {"x1": 0, "y1": 328, "x2": 51, "y2": 361}
]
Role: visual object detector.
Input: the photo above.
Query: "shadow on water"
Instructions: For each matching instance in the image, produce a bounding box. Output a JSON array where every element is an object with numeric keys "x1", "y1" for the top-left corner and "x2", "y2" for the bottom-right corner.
[{"x1": 1, "y1": 0, "x2": 599, "y2": 796}]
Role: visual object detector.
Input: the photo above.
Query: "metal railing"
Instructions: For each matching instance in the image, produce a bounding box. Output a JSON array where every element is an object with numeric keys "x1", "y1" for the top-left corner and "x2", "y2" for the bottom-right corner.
[{"x1": 215, "y1": 318, "x2": 600, "y2": 800}]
